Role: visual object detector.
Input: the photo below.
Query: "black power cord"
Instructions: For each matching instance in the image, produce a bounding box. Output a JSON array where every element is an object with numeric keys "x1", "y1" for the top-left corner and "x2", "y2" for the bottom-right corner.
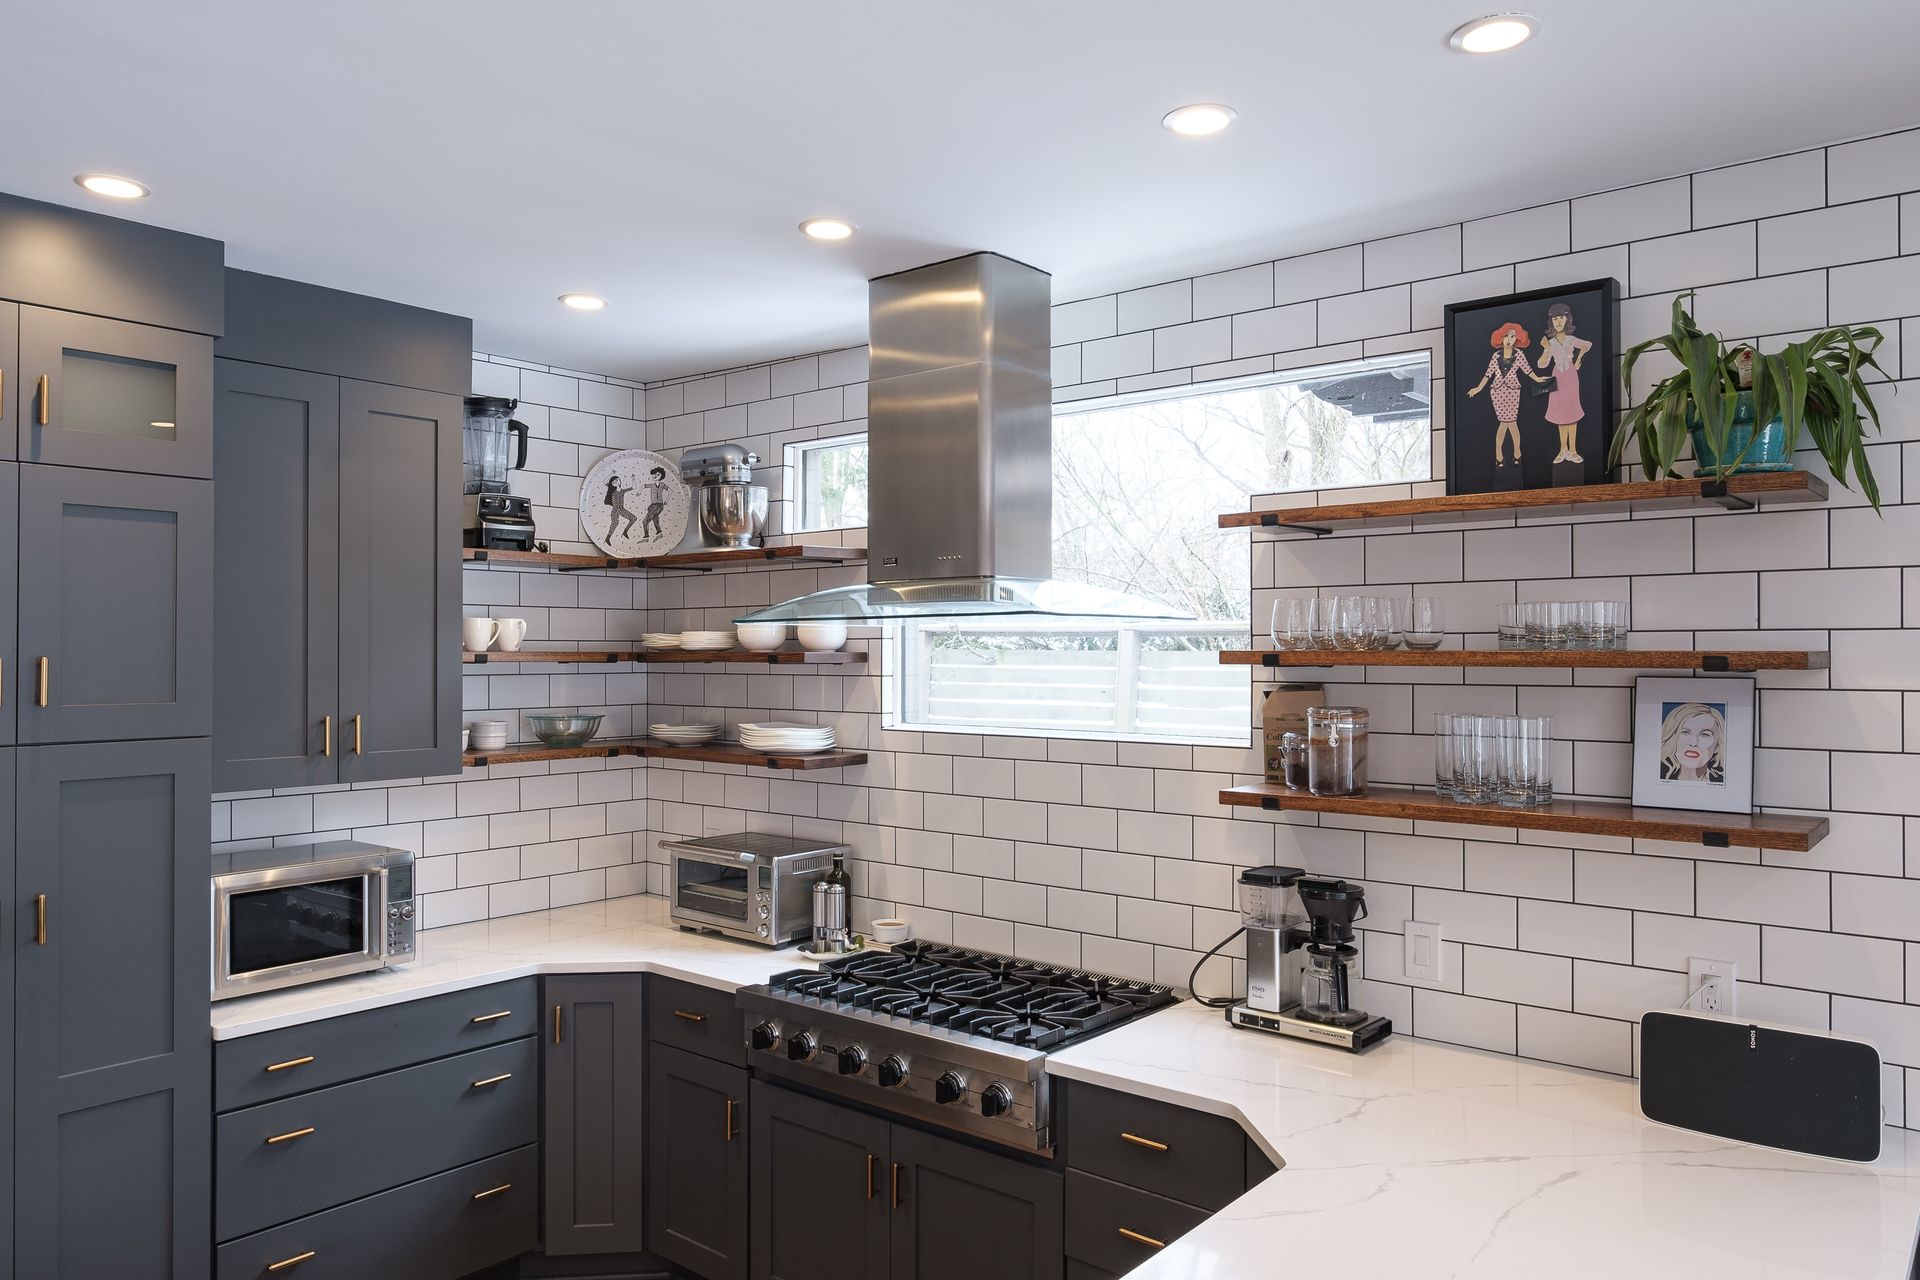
[{"x1": 1188, "y1": 925, "x2": 1246, "y2": 1008}]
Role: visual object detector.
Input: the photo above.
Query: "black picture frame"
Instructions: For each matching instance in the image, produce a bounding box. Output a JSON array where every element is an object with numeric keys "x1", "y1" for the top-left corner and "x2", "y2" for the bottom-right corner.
[{"x1": 1444, "y1": 277, "x2": 1618, "y2": 496}]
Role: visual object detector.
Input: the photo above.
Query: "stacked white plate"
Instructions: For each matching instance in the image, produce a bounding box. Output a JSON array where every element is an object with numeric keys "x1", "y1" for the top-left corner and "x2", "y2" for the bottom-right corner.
[
  {"x1": 469, "y1": 719, "x2": 509, "y2": 751},
  {"x1": 737, "y1": 721, "x2": 836, "y2": 755},
  {"x1": 680, "y1": 630, "x2": 737, "y2": 651},
  {"x1": 650, "y1": 722, "x2": 722, "y2": 745},
  {"x1": 640, "y1": 633, "x2": 682, "y2": 650}
]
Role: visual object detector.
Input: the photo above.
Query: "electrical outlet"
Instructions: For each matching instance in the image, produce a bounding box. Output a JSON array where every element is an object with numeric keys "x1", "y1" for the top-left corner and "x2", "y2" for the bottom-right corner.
[
  {"x1": 1688, "y1": 957, "x2": 1738, "y2": 1015},
  {"x1": 1405, "y1": 921, "x2": 1443, "y2": 982}
]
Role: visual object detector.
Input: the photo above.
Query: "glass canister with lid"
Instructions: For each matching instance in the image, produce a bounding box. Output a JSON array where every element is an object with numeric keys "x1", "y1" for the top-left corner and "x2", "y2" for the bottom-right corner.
[{"x1": 1307, "y1": 706, "x2": 1370, "y2": 797}]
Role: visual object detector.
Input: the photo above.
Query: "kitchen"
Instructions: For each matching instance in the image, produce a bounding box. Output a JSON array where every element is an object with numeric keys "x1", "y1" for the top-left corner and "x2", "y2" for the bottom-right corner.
[{"x1": 6, "y1": 1, "x2": 1920, "y2": 1277}]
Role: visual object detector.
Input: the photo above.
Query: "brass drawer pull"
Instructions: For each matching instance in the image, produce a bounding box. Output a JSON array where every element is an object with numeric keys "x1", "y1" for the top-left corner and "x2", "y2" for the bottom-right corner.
[
  {"x1": 33, "y1": 894, "x2": 46, "y2": 946},
  {"x1": 265, "y1": 1126, "x2": 316, "y2": 1145},
  {"x1": 471, "y1": 1182, "x2": 513, "y2": 1202},
  {"x1": 35, "y1": 374, "x2": 48, "y2": 427},
  {"x1": 672, "y1": 1009, "x2": 707, "y2": 1023},
  {"x1": 1120, "y1": 1131, "x2": 1169, "y2": 1152},
  {"x1": 266, "y1": 1251, "x2": 316, "y2": 1273},
  {"x1": 352, "y1": 713, "x2": 363, "y2": 754},
  {"x1": 866, "y1": 1152, "x2": 877, "y2": 1200},
  {"x1": 890, "y1": 1161, "x2": 903, "y2": 1210},
  {"x1": 1118, "y1": 1227, "x2": 1167, "y2": 1249},
  {"x1": 265, "y1": 1055, "x2": 315, "y2": 1073},
  {"x1": 553, "y1": 1005, "x2": 563, "y2": 1045},
  {"x1": 725, "y1": 1096, "x2": 737, "y2": 1142},
  {"x1": 35, "y1": 657, "x2": 47, "y2": 708},
  {"x1": 470, "y1": 1072, "x2": 513, "y2": 1089},
  {"x1": 470, "y1": 1010, "x2": 513, "y2": 1024},
  {"x1": 322, "y1": 715, "x2": 331, "y2": 758}
]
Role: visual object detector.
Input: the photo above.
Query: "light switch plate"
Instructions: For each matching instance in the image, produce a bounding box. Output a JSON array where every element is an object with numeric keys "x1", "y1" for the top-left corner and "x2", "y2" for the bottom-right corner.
[{"x1": 1405, "y1": 920, "x2": 1443, "y2": 982}]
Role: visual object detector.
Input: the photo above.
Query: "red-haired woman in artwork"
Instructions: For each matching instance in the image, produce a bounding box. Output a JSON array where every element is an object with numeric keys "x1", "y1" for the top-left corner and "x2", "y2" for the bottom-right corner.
[{"x1": 1465, "y1": 320, "x2": 1549, "y2": 468}]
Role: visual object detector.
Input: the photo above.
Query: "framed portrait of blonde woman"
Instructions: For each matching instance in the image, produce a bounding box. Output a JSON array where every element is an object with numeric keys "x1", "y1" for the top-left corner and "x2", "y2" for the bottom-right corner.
[{"x1": 1630, "y1": 676, "x2": 1755, "y2": 814}]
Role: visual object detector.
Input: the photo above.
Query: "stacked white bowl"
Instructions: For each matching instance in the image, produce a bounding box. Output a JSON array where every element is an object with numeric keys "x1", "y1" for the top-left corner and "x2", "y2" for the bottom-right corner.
[
  {"x1": 737, "y1": 721, "x2": 836, "y2": 754},
  {"x1": 649, "y1": 722, "x2": 721, "y2": 745},
  {"x1": 468, "y1": 719, "x2": 509, "y2": 751}
]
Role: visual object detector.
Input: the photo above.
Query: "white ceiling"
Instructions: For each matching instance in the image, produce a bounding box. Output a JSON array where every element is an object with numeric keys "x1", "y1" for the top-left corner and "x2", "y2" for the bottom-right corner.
[{"x1": 9, "y1": 1, "x2": 1920, "y2": 382}]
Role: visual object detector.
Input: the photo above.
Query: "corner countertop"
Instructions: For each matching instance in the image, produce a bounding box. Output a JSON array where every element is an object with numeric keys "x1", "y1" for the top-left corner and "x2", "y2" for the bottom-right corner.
[
  {"x1": 1048, "y1": 1003, "x2": 1920, "y2": 1279},
  {"x1": 212, "y1": 898, "x2": 1920, "y2": 1278}
]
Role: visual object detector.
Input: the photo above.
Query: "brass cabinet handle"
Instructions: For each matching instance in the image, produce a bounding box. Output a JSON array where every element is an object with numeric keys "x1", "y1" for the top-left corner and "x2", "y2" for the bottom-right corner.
[
  {"x1": 322, "y1": 715, "x2": 331, "y2": 758},
  {"x1": 725, "y1": 1097, "x2": 737, "y2": 1142},
  {"x1": 553, "y1": 1005, "x2": 563, "y2": 1045},
  {"x1": 265, "y1": 1126, "x2": 316, "y2": 1145},
  {"x1": 471, "y1": 1183, "x2": 513, "y2": 1202},
  {"x1": 1120, "y1": 1132, "x2": 1169, "y2": 1152},
  {"x1": 35, "y1": 657, "x2": 47, "y2": 708},
  {"x1": 352, "y1": 713, "x2": 363, "y2": 754},
  {"x1": 1118, "y1": 1228, "x2": 1167, "y2": 1249},
  {"x1": 672, "y1": 1009, "x2": 706, "y2": 1023},
  {"x1": 35, "y1": 374, "x2": 48, "y2": 426},
  {"x1": 266, "y1": 1252, "x2": 316, "y2": 1273},
  {"x1": 265, "y1": 1055, "x2": 315, "y2": 1073},
  {"x1": 470, "y1": 1072, "x2": 513, "y2": 1089},
  {"x1": 890, "y1": 1161, "x2": 903, "y2": 1210},
  {"x1": 866, "y1": 1152, "x2": 877, "y2": 1200},
  {"x1": 470, "y1": 1010, "x2": 513, "y2": 1025},
  {"x1": 33, "y1": 894, "x2": 47, "y2": 946}
]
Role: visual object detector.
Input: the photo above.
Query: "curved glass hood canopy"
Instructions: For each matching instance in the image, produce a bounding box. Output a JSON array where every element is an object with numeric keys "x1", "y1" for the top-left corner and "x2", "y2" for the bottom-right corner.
[{"x1": 735, "y1": 576, "x2": 1186, "y2": 624}]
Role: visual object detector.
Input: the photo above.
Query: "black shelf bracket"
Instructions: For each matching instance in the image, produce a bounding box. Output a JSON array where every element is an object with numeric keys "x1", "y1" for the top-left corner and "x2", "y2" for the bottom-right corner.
[
  {"x1": 1701, "y1": 831, "x2": 1731, "y2": 849},
  {"x1": 469, "y1": 549, "x2": 489, "y2": 562},
  {"x1": 1697, "y1": 480, "x2": 1754, "y2": 512},
  {"x1": 1257, "y1": 513, "x2": 1332, "y2": 537},
  {"x1": 555, "y1": 557, "x2": 624, "y2": 572},
  {"x1": 470, "y1": 653, "x2": 489, "y2": 665},
  {"x1": 1259, "y1": 796, "x2": 1282, "y2": 812},
  {"x1": 470, "y1": 753, "x2": 489, "y2": 767},
  {"x1": 1702, "y1": 654, "x2": 1732, "y2": 672}
]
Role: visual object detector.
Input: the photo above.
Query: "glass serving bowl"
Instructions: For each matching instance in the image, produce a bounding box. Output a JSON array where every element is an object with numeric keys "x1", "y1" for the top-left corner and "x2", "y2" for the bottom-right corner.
[{"x1": 526, "y1": 713, "x2": 604, "y2": 747}]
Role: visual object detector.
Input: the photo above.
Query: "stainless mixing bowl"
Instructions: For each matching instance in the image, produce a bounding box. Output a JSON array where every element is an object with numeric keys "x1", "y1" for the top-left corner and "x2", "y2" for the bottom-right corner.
[{"x1": 700, "y1": 483, "x2": 768, "y2": 548}]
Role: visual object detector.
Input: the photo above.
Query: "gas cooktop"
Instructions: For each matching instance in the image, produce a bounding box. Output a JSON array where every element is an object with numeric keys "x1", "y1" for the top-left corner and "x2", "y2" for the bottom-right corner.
[{"x1": 738, "y1": 942, "x2": 1177, "y2": 1151}]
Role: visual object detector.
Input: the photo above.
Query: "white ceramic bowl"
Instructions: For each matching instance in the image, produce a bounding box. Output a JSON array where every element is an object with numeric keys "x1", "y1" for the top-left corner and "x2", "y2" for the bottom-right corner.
[
  {"x1": 735, "y1": 622, "x2": 788, "y2": 652},
  {"x1": 869, "y1": 917, "x2": 911, "y2": 944},
  {"x1": 796, "y1": 622, "x2": 849, "y2": 653}
]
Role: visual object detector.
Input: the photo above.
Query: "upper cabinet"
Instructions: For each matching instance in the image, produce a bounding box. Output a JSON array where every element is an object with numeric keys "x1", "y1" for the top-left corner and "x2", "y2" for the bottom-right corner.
[
  {"x1": 0, "y1": 303, "x2": 17, "y2": 450},
  {"x1": 17, "y1": 307, "x2": 212, "y2": 477}
]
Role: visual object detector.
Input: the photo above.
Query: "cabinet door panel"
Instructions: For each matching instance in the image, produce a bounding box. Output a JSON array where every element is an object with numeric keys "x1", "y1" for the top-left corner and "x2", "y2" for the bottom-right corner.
[
  {"x1": 0, "y1": 465, "x2": 17, "y2": 745},
  {"x1": 18, "y1": 466, "x2": 212, "y2": 743},
  {"x1": 0, "y1": 750, "x2": 13, "y2": 1265},
  {"x1": 890, "y1": 1123, "x2": 1062, "y2": 1280},
  {"x1": 337, "y1": 379, "x2": 459, "y2": 781},
  {"x1": 15, "y1": 738, "x2": 211, "y2": 1278},
  {"x1": 543, "y1": 975, "x2": 647, "y2": 1255},
  {"x1": 212, "y1": 360, "x2": 339, "y2": 789},
  {"x1": 648, "y1": 1043, "x2": 749, "y2": 1280},
  {"x1": 750, "y1": 1080, "x2": 891, "y2": 1280},
  {"x1": 18, "y1": 305, "x2": 212, "y2": 476},
  {"x1": 0, "y1": 302, "x2": 16, "y2": 459}
]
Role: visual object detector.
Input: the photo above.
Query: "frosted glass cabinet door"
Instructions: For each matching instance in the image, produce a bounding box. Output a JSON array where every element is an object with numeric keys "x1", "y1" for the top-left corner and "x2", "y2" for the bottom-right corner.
[{"x1": 18, "y1": 305, "x2": 212, "y2": 477}]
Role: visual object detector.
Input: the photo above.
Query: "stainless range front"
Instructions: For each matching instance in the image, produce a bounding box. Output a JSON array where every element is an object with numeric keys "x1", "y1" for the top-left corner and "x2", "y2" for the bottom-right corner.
[{"x1": 737, "y1": 943, "x2": 1176, "y2": 1153}]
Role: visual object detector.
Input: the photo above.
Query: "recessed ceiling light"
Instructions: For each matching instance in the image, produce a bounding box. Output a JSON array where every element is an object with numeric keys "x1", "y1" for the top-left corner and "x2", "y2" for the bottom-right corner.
[
  {"x1": 1161, "y1": 104, "x2": 1236, "y2": 137},
  {"x1": 74, "y1": 174, "x2": 150, "y2": 200},
  {"x1": 558, "y1": 293, "x2": 607, "y2": 311},
  {"x1": 799, "y1": 218, "x2": 856, "y2": 241},
  {"x1": 1448, "y1": 12, "x2": 1539, "y2": 53}
]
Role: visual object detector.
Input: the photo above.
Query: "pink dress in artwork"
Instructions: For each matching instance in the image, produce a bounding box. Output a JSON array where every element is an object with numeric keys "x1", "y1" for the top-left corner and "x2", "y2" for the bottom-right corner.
[
  {"x1": 1542, "y1": 333, "x2": 1593, "y2": 424},
  {"x1": 1482, "y1": 351, "x2": 1526, "y2": 420}
]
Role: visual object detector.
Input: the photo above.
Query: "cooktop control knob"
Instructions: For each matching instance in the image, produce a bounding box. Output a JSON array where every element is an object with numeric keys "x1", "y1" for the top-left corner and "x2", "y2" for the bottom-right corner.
[
  {"x1": 750, "y1": 1022, "x2": 779, "y2": 1053},
  {"x1": 836, "y1": 1046, "x2": 867, "y2": 1076},
  {"x1": 934, "y1": 1071, "x2": 967, "y2": 1105},
  {"x1": 877, "y1": 1055, "x2": 908, "y2": 1088},
  {"x1": 980, "y1": 1083, "x2": 1013, "y2": 1118},
  {"x1": 399, "y1": 904, "x2": 414, "y2": 920},
  {"x1": 786, "y1": 1031, "x2": 817, "y2": 1062}
]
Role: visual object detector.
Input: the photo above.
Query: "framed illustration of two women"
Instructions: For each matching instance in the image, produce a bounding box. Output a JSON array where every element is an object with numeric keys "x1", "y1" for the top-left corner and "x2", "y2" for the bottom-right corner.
[{"x1": 1444, "y1": 278, "x2": 1618, "y2": 495}]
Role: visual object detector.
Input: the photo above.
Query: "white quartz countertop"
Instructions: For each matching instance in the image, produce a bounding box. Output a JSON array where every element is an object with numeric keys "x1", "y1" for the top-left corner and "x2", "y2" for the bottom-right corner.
[
  {"x1": 213, "y1": 898, "x2": 1920, "y2": 1277},
  {"x1": 1048, "y1": 1002, "x2": 1920, "y2": 1279}
]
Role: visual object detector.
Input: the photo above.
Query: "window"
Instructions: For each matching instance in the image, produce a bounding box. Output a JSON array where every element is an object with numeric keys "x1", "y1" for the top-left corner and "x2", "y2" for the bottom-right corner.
[
  {"x1": 785, "y1": 432, "x2": 869, "y2": 532},
  {"x1": 892, "y1": 352, "x2": 1432, "y2": 743}
]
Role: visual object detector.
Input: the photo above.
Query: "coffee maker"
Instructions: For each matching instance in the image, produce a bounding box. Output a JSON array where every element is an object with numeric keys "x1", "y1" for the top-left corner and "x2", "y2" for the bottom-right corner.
[
  {"x1": 1228, "y1": 865, "x2": 1393, "y2": 1052},
  {"x1": 463, "y1": 396, "x2": 537, "y2": 550}
]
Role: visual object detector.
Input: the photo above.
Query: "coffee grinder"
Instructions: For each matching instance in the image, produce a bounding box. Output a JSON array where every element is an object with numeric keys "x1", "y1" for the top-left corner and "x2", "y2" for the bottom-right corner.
[{"x1": 1228, "y1": 866, "x2": 1393, "y2": 1052}]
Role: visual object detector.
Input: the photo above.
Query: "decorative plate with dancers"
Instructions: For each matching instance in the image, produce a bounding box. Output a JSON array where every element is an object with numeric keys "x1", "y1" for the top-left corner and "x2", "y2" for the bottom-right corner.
[{"x1": 579, "y1": 448, "x2": 690, "y2": 557}]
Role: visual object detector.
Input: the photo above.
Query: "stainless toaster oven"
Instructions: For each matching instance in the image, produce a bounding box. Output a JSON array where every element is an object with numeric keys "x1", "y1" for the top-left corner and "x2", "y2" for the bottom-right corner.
[
  {"x1": 664, "y1": 832, "x2": 848, "y2": 945},
  {"x1": 211, "y1": 841, "x2": 416, "y2": 1000}
]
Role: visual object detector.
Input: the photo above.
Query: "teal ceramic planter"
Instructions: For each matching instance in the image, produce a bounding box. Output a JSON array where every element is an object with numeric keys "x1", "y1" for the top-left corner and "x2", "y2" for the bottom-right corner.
[{"x1": 1690, "y1": 390, "x2": 1793, "y2": 474}]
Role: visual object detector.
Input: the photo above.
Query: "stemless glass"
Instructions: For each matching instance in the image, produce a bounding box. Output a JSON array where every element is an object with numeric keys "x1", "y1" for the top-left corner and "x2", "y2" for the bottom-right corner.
[
  {"x1": 1433, "y1": 712, "x2": 1457, "y2": 798},
  {"x1": 1525, "y1": 715, "x2": 1555, "y2": 803},
  {"x1": 1497, "y1": 603, "x2": 1527, "y2": 650},
  {"x1": 1331, "y1": 595, "x2": 1369, "y2": 651},
  {"x1": 1497, "y1": 716, "x2": 1532, "y2": 807},
  {"x1": 1403, "y1": 597, "x2": 1444, "y2": 650},
  {"x1": 1271, "y1": 597, "x2": 1316, "y2": 650},
  {"x1": 1596, "y1": 601, "x2": 1627, "y2": 650},
  {"x1": 1383, "y1": 598, "x2": 1405, "y2": 651},
  {"x1": 1452, "y1": 715, "x2": 1498, "y2": 805}
]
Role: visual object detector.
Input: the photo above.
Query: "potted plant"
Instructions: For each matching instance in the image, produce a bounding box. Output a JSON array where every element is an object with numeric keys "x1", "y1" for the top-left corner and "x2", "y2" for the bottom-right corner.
[{"x1": 1607, "y1": 293, "x2": 1892, "y2": 509}]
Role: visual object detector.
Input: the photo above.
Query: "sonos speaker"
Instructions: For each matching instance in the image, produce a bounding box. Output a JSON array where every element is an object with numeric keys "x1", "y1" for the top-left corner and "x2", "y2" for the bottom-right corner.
[{"x1": 1640, "y1": 1009, "x2": 1881, "y2": 1162}]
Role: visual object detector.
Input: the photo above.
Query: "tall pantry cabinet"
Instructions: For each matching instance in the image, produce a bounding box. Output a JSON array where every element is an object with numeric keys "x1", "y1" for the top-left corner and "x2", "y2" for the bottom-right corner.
[{"x1": 0, "y1": 191, "x2": 225, "y2": 1277}]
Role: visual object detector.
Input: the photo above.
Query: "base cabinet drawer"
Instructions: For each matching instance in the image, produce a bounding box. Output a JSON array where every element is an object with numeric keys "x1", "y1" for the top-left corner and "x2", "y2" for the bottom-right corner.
[
  {"x1": 216, "y1": 1036, "x2": 539, "y2": 1240},
  {"x1": 216, "y1": 1144, "x2": 538, "y2": 1280},
  {"x1": 1065, "y1": 1169, "x2": 1208, "y2": 1276},
  {"x1": 648, "y1": 974, "x2": 747, "y2": 1067},
  {"x1": 1065, "y1": 1082, "x2": 1248, "y2": 1211}
]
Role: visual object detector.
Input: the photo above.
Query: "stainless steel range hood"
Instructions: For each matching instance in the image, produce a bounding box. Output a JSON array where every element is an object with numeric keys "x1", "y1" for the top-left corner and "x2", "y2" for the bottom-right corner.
[{"x1": 737, "y1": 253, "x2": 1185, "y2": 623}]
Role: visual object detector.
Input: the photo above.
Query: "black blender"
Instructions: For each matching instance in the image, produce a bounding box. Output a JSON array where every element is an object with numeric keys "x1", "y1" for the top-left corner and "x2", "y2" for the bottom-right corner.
[{"x1": 1227, "y1": 875, "x2": 1393, "y2": 1052}]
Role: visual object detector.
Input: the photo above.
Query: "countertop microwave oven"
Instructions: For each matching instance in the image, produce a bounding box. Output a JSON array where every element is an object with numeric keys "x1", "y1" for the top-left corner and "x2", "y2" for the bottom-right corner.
[{"x1": 211, "y1": 840, "x2": 416, "y2": 1000}]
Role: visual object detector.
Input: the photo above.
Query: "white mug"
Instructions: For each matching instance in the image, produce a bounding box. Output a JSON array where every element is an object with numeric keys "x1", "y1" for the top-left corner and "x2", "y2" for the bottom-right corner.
[
  {"x1": 495, "y1": 618, "x2": 528, "y2": 651},
  {"x1": 462, "y1": 617, "x2": 500, "y2": 652}
]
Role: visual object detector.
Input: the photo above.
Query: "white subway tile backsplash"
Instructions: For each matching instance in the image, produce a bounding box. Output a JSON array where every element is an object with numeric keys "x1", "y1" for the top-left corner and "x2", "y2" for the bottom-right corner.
[
  {"x1": 1364, "y1": 226, "x2": 1461, "y2": 288},
  {"x1": 1760, "y1": 198, "x2": 1901, "y2": 275},
  {"x1": 1273, "y1": 246, "x2": 1363, "y2": 305},
  {"x1": 1571, "y1": 178, "x2": 1691, "y2": 250},
  {"x1": 1630, "y1": 224, "x2": 1755, "y2": 295},
  {"x1": 1463, "y1": 203, "x2": 1570, "y2": 271},
  {"x1": 1192, "y1": 263, "x2": 1272, "y2": 319},
  {"x1": 1317, "y1": 285, "x2": 1410, "y2": 344},
  {"x1": 1692, "y1": 150, "x2": 1826, "y2": 226},
  {"x1": 1117, "y1": 281, "x2": 1191, "y2": 333},
  {"x1": 1829, "y1": 130, "x2": 1920, "y2": 204}
]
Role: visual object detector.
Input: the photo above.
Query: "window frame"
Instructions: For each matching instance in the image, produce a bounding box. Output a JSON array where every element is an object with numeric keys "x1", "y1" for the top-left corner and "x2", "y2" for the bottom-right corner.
[{"x1": 783, "y1": 430, "x2": 870, "y2": 534}]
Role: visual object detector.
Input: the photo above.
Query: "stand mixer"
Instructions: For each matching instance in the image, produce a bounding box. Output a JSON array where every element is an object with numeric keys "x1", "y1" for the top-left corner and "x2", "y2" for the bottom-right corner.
[
  {"x1": 1226, "y1": 865, "x2": 1393, "y2": 1052},
  {"x1": 666, "y1": 443, "x2": 768, "y2": 552}
]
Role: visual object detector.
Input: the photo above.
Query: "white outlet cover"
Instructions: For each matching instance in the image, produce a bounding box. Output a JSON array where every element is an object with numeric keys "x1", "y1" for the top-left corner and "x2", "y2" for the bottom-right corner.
[
  {"x1": 1405, "y1": 921, "x2": 1443, "y2": 982},
  {"x1": 1687, "y1": 957, "x2": 1738, "y2": 1015}
]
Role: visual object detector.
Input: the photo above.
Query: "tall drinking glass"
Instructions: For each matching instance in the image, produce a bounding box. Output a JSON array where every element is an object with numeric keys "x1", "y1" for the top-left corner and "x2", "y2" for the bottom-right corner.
[{"x1": 1433, "y1": 712, "x2": 1456, "y2": 798}]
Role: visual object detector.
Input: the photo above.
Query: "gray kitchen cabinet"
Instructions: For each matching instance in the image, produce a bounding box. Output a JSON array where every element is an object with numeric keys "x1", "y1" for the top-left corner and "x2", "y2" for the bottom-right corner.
[
  {"x1": 544, "y1": 975, "x2": 648, "y2": 1255},
  {"x1": 889, "y1": 1122, "x2": 1062, "y2": 1280},
  {"x1": 0, "y1": 750, "x2": 13, "y2": 1265},
  {"x1": 212, "y1": 359, "x2": 340, "y2": 789},
  {"x1": 750, "y1": 1080, "x2": 891, "y2": 1280},
  {"x1": 17, "y1": 304, "x2": 213, "y2": 477},
  {"x1": 336, "y1": 377, "x2": 461, "y2": 782},
  {"x1": 14, "y1": 738, "x2": 211, "y2": 1279},
  {"x1": 0, "y1": 464, "x2": 17, "y2": 745},
  {"x1": 18, "y1": 464, "x2": 212, "y2": 743},
  {"x1": 0, "y1": 302, "x2": 16, "y2": 457},
  {"x1": 648, "y1": 1043, "x2": 749, "y2": 1280}
]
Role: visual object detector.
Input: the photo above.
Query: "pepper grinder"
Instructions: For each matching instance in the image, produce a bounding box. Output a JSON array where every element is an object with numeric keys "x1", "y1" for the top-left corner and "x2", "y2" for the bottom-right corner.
[{"x1": 811, "y1": 853, "x2": 851, "y2": 953}]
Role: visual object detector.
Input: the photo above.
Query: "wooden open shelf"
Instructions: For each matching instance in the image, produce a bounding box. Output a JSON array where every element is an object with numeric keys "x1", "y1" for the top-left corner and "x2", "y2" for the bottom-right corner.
[
  {"x1": 463, "y1": 737, "x2": 866, "y2": 771},
  {"x1": 463, "y1": 545, "x2": 864, "y2": 572},
  {"x1": 1219, "y1": 471, "x2": 1827, "y2": 533},
  {"x1": 1219, "y1": 782, "x2": 1827, "y2": 852},
  {"x1": 1224, "y1": 648, "x2": 1827, "y2": 672},
  {"x1": 462, "y1": 647, "x2": 865, "y2": 666}
]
